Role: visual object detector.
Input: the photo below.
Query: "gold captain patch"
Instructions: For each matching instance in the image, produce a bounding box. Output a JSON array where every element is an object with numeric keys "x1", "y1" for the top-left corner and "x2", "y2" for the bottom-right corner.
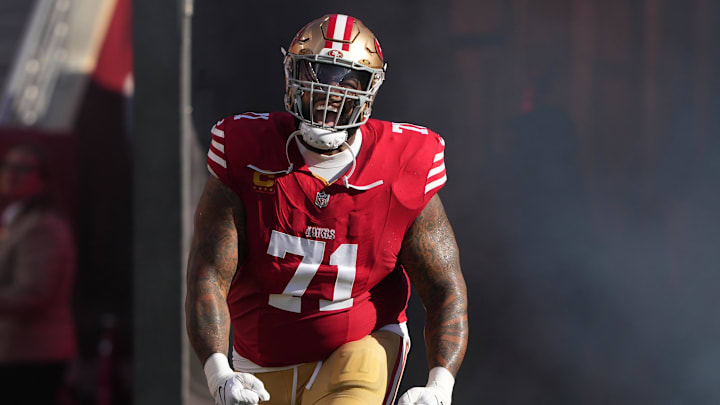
[{"x1": 253, "y1": 171, "x2": 275, "y2": 193}]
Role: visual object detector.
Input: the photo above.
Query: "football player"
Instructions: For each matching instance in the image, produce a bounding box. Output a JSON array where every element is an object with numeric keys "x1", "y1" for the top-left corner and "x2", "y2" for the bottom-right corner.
[{"x1": 186, "y1": 14, "x2": 468, "y2": 405}]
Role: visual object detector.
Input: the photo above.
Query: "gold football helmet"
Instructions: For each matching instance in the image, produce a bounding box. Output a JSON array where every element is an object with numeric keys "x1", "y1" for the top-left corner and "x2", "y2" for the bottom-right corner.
[{"x1": 283, "y1": 14, "x2": 386, "y2": 132}]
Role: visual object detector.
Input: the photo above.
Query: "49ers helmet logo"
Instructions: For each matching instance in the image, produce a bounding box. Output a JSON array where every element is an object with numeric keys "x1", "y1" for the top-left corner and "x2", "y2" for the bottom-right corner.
[{"x1": 327, "y1": 49, "x2": 344, "y2": 58}]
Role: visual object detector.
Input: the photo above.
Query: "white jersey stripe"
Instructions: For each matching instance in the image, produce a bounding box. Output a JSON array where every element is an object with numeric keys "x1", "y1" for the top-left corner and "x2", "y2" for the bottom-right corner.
[
  {"x1": 208, "y1": 149, "x2": 227, "y2": 168},
  {"x1": 433, "y1": 151, "x2": 444, "y2": 163},
  {"x1": 211, "y1": 139, "x2": 225, "y2": 154},
  {"x1": 211, "y1": 126, "x2": 225, "y2": 138},
  {"x1": 425, "y1": 174, "x2": 447, "y2": 194},
  {"x1": 427, "y1": 163, "x2": 445, "y2": 179}
]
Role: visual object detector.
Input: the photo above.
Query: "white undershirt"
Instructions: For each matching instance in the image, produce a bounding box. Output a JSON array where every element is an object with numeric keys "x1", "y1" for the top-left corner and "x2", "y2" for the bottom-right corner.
[{"x1": 295, "y1": 128, "x2": 362, "y2": 184}]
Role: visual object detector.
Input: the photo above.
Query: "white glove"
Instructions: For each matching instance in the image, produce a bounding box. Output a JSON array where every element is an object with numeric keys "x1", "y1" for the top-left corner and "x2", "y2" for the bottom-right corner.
[
  {"x1": 398, "y1": 367, "x2": 454, "y2": 405},
  {"x1": 204, "y1": 353, "x2": 270, "y2": 405},
  {"x1": 215, "y1": 373, "x2": 271, "y2": 405}
]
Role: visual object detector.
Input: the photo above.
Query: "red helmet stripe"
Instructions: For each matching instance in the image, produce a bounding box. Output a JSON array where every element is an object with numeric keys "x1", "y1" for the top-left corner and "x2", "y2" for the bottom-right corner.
[
  {"x1": 325, "y1": 14, "x2": 338, "y2": 49},
  {"x1": 342, "y1": 16, "x2": 355, "y2": 51},
  {"x1": 325, "y1": 14, "x2": 355, "y2": 51}
]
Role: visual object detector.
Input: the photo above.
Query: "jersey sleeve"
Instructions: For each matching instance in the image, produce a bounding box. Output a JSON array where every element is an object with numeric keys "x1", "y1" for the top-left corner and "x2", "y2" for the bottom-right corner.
[
  {"x1": 207, "y1": 117, "x2": 242, "y2": 192},
  {"x1": 384, "y1": 121, "x2": 448, "y2": 218},
  {"x1": 206, "y1": 112, "x2": 292, "y2": 195}
]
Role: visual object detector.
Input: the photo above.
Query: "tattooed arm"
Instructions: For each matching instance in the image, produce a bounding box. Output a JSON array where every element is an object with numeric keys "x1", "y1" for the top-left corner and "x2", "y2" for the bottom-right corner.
[
  {"x1": 397, "y1": 194, "x2": 468, "y2": 404},
  {"x1": 185, "y1": 176, "x2": 245, "y2": 364},
  {"x1": 185, "y1": 177, "x2": 270, "y2": 403}
]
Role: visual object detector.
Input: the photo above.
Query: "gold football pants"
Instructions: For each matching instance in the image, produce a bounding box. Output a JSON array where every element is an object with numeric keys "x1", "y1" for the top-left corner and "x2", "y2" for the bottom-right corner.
[{"x1": 254, "y1": 330, "x2": 408, "y2": 405}]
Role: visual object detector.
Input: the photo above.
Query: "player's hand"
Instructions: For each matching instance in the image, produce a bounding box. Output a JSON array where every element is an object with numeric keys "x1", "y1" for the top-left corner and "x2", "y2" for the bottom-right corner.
[
  {"x1": 204, "y1": 353, "x2": 270, "y2": 405},
  {"x1": 398, "y1": 367, "x2": 454, "y2": 405},
  {"x1": 397, "y1": 386, "x2": 451, "y2": 405},
  {"x1": 214, "y1": 372, "x2": 270, "y2": 405}
]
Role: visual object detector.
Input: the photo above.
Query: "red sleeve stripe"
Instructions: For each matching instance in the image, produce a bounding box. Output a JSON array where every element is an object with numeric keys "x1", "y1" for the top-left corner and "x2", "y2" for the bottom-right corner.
[
  {"x1": 425, "y1": 174, "x2": 447, "y2": 194},
  {"x1": 325, "y1": 15, "x2": 338, "y2": 49},
  {"x1": 427, "y1": 162, "x2": 445, "y2": 179},
  {"x1": 211, "y1": 139, "x2": 225, "y2": 154},
  {"x1": 208, "y1": 149, "x2": 227, "y2": 168},
  {"x1": 341, "y1": 16, "x2": 354, "y2": 51},
  {"x1": 207, "y1": 164, "x2": 219, "y2": 178},
  {"x1": 425, "y1": 145, "x2": 447, "y2": 194},
  {"x1": 208, "y1": 120, "x2": 227, "y2": 176},
  {"x1": 211, "y1": 125, "x2": 225, "y2": 138}
]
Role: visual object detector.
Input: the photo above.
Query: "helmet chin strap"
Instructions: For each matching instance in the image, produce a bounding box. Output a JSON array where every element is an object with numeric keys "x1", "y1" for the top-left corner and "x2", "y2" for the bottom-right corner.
[
  {"x1": 340, "y1": 139, "x2": 383, "y2": 191},
  {"x1": 299, "y1": 122, "x2": 348, "y2": 151}
]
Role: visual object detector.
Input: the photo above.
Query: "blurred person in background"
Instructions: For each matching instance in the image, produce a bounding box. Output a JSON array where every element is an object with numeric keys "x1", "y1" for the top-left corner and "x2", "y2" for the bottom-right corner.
[
  {"x1": 0, "y1": 143, "x2": 76, "y2": 404},
  {"x1": 186, "y1": 14, "x2": 468, "y2": 405}
]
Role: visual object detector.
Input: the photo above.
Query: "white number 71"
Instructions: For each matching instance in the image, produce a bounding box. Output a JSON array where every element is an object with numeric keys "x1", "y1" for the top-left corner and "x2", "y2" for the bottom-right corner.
[{"x1": 266, "y1": 230, "x2": 357, "y2": 313}]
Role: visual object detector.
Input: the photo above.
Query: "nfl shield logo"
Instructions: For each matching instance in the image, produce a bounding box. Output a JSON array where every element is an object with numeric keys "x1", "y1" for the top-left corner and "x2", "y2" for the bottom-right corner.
[{"x1": 315, "y1": 191, "x2": 330, "y2": 208}]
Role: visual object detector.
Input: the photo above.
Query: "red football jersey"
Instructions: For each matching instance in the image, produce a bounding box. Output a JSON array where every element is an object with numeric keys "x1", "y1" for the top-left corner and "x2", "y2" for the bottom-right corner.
[{"x1": 206, "y1": 112, "x2": 447, "y2": 366}]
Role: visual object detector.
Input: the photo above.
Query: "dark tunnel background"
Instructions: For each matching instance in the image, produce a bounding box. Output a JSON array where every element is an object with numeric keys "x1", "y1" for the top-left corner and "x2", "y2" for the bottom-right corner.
[{"x1": 190, "y1": 1, "x2": 720, "y2": 404}]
